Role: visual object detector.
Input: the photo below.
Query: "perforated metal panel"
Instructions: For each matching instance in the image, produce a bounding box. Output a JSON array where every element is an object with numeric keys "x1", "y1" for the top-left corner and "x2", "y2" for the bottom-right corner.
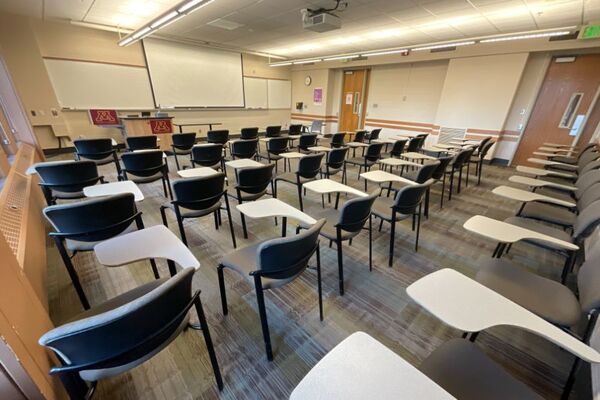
[{"x1": 438, "y1": 127, "x2": 467, "y2": 144}]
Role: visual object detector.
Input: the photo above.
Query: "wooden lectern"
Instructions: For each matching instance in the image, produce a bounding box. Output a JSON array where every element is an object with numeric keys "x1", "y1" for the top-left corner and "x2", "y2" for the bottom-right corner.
[{"x1": 120, "y1": 116, "x2": 174, "y2": 151}]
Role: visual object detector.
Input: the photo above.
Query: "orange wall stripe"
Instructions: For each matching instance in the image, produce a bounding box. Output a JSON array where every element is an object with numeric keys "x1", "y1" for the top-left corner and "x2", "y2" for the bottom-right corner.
[{"x1": 365, "y1": 118, "x2": 435, "y2": 128}]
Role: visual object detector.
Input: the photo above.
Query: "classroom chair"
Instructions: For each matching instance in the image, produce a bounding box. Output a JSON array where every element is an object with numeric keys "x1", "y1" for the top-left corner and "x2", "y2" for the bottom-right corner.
[
  {"x1": 121, "y1": 150, "x2": 172, "y2": 199},
  {"x1": 297, "y1": 134, "x2": 318, "y2": 153},
  {"x1": 171, "y1": 132, "x2": 197, "y2": 170},
  {"x1": 126, "y1": 135, "x2": 159, "y2": 151},
  {"x1": 365, "y1": 128, "x2": 381, "y2": 143},
  {"x1": 329, "y1": 132, "x2": 346, "y2": 148},
  {"x1": 444, "y1": 147, "x2": 474, "y2": 200},
  {"x1": 344, "y1": 142, "x2": 384, "y2": 189},
  {"x1": 289, "y1": 124, "x2": 303, "y2": 136},
  {"x1": 73, "y1": 138, "x2": 121, "y2": 175},
  {"x1": 241, "y1": 127, "x2": 259, "y2": 140},
  {"x1": 39, "y1": 267, "x2": 223, "y2": 398},
  {"x1": 469, "y1": 140, "x2": 494, "y2": 185},
  {"x1": 191, "y1": 143, "x2": 225, "y2": 171},
  {"x1": 274, "y1": 153, "x2": 324, "y2": 211},
  {"x1": 36, "y1": 161, "x2": 104, "y2": 206},
  {"x1": 230, "y1": 139, "x2": 258, "y2": 160},
  {"x1": 217, "y1": 219, "x2": 326, "y2": 361},
  {"x1": 258, "y1": 137, "x2": 289, "y2": 172},
  {"x1": 265, "y1": 125, "x2": 282, "y2": 137}
]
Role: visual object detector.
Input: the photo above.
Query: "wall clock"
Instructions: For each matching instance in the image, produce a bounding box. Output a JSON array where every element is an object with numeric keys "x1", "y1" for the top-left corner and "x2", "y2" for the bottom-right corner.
[{"x1": 304, "y1": 76, "x2": 312, "y2": 86}]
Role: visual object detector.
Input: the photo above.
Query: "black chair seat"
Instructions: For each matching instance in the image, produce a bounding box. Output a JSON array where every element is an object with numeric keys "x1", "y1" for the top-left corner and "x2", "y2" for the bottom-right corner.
[
  {"x1": 219, "y1": 243, "x2": 299, "y2": 289},
  {"x1": 259, "y1": 152, "x2": 283, "y2": 161},
  {"x1": 519, "y1": 202, "x2": 576, "y2": 227},
  {"x1": 52, "y1": 190, "x2": 85, "y2": 200},
  {"x1": 274, "y1": 173, "x2": 315, "y2": 185},
  {"x1": 371, "y1": 196, "x2": 412, "y2": 222},
  {"x1": 345, "y1": 157, "x2": 377, "y2": 166},
  {"x1": 128, "y1": 172, "x2": 165, "y2": 184},
  {"x1": 227, "y1": 187, "x2": 267, "y2": 201},
  {"x1": 162, "y1": 201, "x2": 222, "y2": 219},
  {"x1": 533, "y1": 188, "x2": 575, "y2": 203},
  {"x1": 173, "y1": 147, "x2": 192, "y2": 155},
  {"x1": 476, "y1": 259, "x2": 581, "y2": 327},
  {"x1": 551, "y1": 155, "x2": 577, "y2": 164},
  {"x1": 65, "y1": 224, "x2": 137, "y2": 252},
  {"x1": 503, "y1": 216, "x2": 573, "y2": 250},
  {"x1": 420, "y1": 339, "x2": 543, "y2": 400},
  {"x1": 85, "y1": 154, "x2": 115, "y2": 165}
]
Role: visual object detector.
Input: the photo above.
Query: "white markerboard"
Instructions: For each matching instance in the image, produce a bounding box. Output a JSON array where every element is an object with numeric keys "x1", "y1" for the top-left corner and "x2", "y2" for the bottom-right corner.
[
  {"x1": 144, "y1": 38, "x2": 244, "y2": 108},
  {"x1": 244, "y1": 77, "x2": 268, "y2": 109},
  {"x1": 44, "y1": 58, "x2": 154, "y2": 109},
  {"x1": 267, "y1": 79, "x2": 291, "y2": 109}
]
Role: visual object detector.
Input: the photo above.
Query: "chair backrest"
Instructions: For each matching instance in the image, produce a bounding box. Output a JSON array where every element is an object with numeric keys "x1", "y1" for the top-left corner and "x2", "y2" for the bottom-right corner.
[
  {"x1": 369, "y1": 128, "x2": 381, "y2": 141},
  {"x1": 330, "y1": 133, "x2": 345, "y2": 148},
  {"x1": 327, "y1": 147, "x2": 349, "y2": 169},
  {"x1": 578, "y1": 150, "x2": 599, "y2": 167},
  {"x1": 267, "y1": 137, "x2": 289, "y2": 153},
  {"x1": 191, "y1": 144, "x2": 224, "y2": 167},
  {"x1": 121, "y1": 151, "x2": 164, "y2": 176},
  {"x1": 310, "y1": 120, "x2": 323, "y2": 133},
  {"x1": 574, "y1": 200, "x2": 600, "y2": 239},
  {"x1": 266, "y1": 126, "x2": 281, "y2": 137},
  {"x1": 37, "y1": 161, "x2": 101, "y2": 193},
  {"x1": 414, "y1": 161, "x2": 440, "y2": 183},
  {"x1": 431, "y1": 156, "x2": 453, "y2": 180},
  {"x1": 336, "y1": 192, "x2": 378, "y2": 233},
  {"x1": 297, "y1": 153, "x2": 324, "y2": 179},
  {"x1": 298, "y1": 134, "x2": 318, "y2": 150},
  {"x1": 390, "y1": 139, "x2": 407, "y2": 157},
  {"x1": 231, "y1": 139, "x2": 258, "y2": 159},
  {"x1": 236, "y1": 164, "x2": 275, "y2": 195},
  {"x1": 354, "y1": 131, "x2": 366, "y2": 143},
  {"x1": 74, "y1": 138, "x2": 113, "y2": 160},
  {"x1": 580, "y1": 159, "x2": 600, "y2": 176},
  {"x1": 207, "y1": 130, "x2": 229, "y2": 145},
  {"x1": 452, "y1": 147, "x2": 474, "y2": 167},
  {"x1": 406, "y1": 137, "x2": 421, "y2": 152},
  {"x1": 39, "y1": 268, "x2": 195, "y2": 372},
  {"x1": 365, "y1": 142, "x2": 384, "y2": 161},
  {"x1": 173, "y1": 173, "x2": 226, "y2": 211},
  {"x1": 289, "y1": 124, "x2": 303, "y2": 135},
  {"x1": 392, "y1": 182, "x2": 430, "y2": 215},
  {"x1": 577, "y1": 252, "x2": 600, "y2": 314},
  {"x1": 479, "y1": 140, "x2": 494, "y2": 160},
  {"x1": 171, "y1": 132, "x2": 196, "y2": 149},
  {"x1": 576, "y1": 170, "x2": 600, "y2": 197},
  {"x1": 127, "y1": 135, "x2": 158, "y2": 151},
  {"x1": 255, "y1": 219, "x2": 326, "y2": 280},
  {"x1": 578, "y1": 183, "x2": 600, "y2": 210},
  {"x1": 44, "y1": 193, "x2": 139, "y2": 242},
  {"x1": 415, "y1": 134, "x2": 428, "y2": 150},
  {"x1": 241, "y1": 127, "x2": 259, "y2": 140}
]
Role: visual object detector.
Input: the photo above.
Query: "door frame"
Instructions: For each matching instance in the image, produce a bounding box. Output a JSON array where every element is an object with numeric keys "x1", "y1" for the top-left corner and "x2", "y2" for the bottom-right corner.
[
  {"x1": 338, "y1": 68, "x2": 370, "y2": 131},
  {"x1": 572, "y1": 84, "x2": 600, "y2": 147}
]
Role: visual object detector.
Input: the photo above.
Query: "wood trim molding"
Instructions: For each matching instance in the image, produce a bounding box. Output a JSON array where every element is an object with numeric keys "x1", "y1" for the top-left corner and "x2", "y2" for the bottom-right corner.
[
  {"x1": 42, "y1": 56, "x2": 146, "y2": 69},
  {"x1": 365, "y1": 118, "x2": 435, "y2": 128}
]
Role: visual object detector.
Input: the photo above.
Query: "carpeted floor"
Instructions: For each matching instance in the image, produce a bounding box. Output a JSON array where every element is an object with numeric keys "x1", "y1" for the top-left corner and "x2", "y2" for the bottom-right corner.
[{"x1": 45, "y1": 151, "x2": 578, "y2": 399}]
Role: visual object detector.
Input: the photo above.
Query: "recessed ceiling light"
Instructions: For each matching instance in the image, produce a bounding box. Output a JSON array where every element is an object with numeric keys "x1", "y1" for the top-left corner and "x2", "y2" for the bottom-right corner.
[
  {"x1": 362, "y1": 48, "x2": 409, "y2": 57},
  {"x1": 480, "y1": 30, "x2": 571, "y2": 43},
  {"x1": 269, "y1": 62, "x2": 292, "y2": 67},
  {"x1": 323, "y1": 54, "x2": 360, "y2": 61},
  {"x1": 412, "y1": 41, "x2": 475, "y2": 51},
  {"x1": 293, "y1": 59, "x2": 323, "y2": 65}
]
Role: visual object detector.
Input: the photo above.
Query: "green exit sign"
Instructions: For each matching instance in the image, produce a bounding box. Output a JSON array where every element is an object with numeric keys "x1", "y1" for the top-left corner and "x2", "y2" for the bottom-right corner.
[{"x1": 580, "y1": 24, "x2": 600, "y2": 39}]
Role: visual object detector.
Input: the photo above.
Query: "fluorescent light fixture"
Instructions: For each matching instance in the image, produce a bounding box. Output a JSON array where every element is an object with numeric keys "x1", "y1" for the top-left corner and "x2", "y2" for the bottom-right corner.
[
  {"x1": 132, "y1": 26, "x2": 152, "y2": 39},
  {"x1": 269, "y1": 62, "x2": 293, "y2": 67},
  {"x1": 159, "y1": 13, "x2": 186, "y2": 29},
  {"x1": 118, "y1": 36, "x2": 134, "y2": 47},
  {"x1": 323, "y1": 54, "x2": 360, "y2": 61},
  {"x1": 412, "y1": 41, "x2": 475, "y2": 51},
  {"x1": 480, "y1": 30, "x2": 571, "y2": 43},
  {"x1": 178, "y1": 0, "x2": 214, "y2": 13},
  {"x1": 150, "y1": 11, "x2": 179, "y2": 28},
  {"x1": 293, "y1": 59, "x2": 323, "y2": 65},
  {"x1": 362, "y1": 48, "x2": 408, "y2": 57}
]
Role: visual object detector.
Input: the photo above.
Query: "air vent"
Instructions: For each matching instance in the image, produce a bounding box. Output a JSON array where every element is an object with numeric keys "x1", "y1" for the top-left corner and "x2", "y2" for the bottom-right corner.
[
  {"x1": 207, "y1": 19, "x2": 244, "y2": 30},
  {"x1": 438, "y1": 127, "x2": 467, "y2": 144}
]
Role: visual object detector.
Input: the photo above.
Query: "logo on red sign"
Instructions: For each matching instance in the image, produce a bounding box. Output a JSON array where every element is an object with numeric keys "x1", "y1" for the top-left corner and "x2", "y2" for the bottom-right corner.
[
  {"x1": 150, "y1": 119, "x2": 172, "y2": 134},
  {"x1": 89, "y1": 109, "x2": 119, "y2": 125}
]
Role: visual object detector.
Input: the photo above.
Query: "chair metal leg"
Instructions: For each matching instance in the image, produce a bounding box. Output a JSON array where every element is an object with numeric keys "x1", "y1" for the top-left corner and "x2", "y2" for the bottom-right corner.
[
  {"x1": 415, "y1": 205, "x2": 422, "y2": 252},
  {"x1": 224, "y1": 195, "x2": 237, "y2": 248},
  {"x1": 174, "y1": 153, "x2": 181, "y2": 170},
  {"x1": 165, "y1": 171, "x2": 173, "y2": 199},
  {"x1": 175, "y1": 208, "x2": 188, "y2": 246},
  {"x1": 297, "y1": 183, "x2": 304, "y2": 211},
  {"x1": 389, "y1": 212, "x2": 396, "y2": 267},
  {"x1": 477, "y1": 160, "x2": 483, "y2": 185},
  {"x1": 336, "y1": 229, "x2": 345, "y2": 296},
  {"x1": 316, "y1": 244, "x2": 323, "y2": 321},
  {"x1": 253, "y1": 278, "x2": 273, "y2": 361},
  {"x1": 448, "y1": 169, "x2": 454, "y2": 200},
  {"x1": 368, "y1": 214, "x2": 373, "y2": 272},
  {"x1": 424, "y1": 188, "x2": 430, "y2": 219},
  {"x1": 217, "y1": 265, "x2": 228, "y2": 315},
  {"x1": 53, "y1": 237, "x2": 90, "y2": 310},
  {"x1": 55, "y1": 369, "x2": 91, "y2": 400},
  {"x1": 457, "y1": 165, "x2": 463, "y2": 193},
  {"x1": 193, "y1": 295, "x2": 224, "y2": 391},
  {"x1": 440, "y1": 174, "x2": 446, "y2": 208}
]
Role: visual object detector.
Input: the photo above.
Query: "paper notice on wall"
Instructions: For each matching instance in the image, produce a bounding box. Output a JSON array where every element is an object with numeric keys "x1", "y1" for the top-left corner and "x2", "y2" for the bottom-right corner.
[
  {"x1": 345, "y1": 92, "x2": 353, "y2": 105},
  {"x1": 313, "y1": 88, "x2": 323, "y2": 105},
  {"x1": 569, "y1": 114, "x2": 585, "y2": 136}
]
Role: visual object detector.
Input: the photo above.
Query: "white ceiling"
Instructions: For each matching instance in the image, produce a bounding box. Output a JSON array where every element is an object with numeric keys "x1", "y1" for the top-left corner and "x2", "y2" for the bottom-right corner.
[{"x1": 1, "y1": 0, "x2": 599, "y2": 58}]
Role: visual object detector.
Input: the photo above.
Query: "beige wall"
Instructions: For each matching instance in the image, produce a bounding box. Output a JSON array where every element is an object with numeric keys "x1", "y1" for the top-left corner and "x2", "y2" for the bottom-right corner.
[{"x1": 0, "y1": 13, "x2": 293, "y2": 149}]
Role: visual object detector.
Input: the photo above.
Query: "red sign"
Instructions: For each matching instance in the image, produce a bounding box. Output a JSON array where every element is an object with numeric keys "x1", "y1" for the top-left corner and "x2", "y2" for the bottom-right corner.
[
  {"x1": 89, "y1": 109, "x2": 119, "y2": 126},
  {"x1": 149, "y1": 119, "x2": 173, "y2": 134}
]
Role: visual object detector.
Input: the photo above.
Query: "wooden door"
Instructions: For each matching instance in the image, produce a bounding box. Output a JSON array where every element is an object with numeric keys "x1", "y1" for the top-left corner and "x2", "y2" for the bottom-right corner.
[
  {"x1": 512, "y1": 54, "x2": 600, "y2": 165},
  {"x1": 0, "y1": 95, "x2": 18, "y2": 155},
  {"x1": 339, "y1": 70, "x2": 369, "y2": 133}
]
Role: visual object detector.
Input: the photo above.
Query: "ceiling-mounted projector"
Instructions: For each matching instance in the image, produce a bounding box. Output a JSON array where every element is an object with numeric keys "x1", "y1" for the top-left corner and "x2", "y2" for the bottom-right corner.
[{"x1": 302, "y1": 12, "x2": 341, "y2": 32}]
